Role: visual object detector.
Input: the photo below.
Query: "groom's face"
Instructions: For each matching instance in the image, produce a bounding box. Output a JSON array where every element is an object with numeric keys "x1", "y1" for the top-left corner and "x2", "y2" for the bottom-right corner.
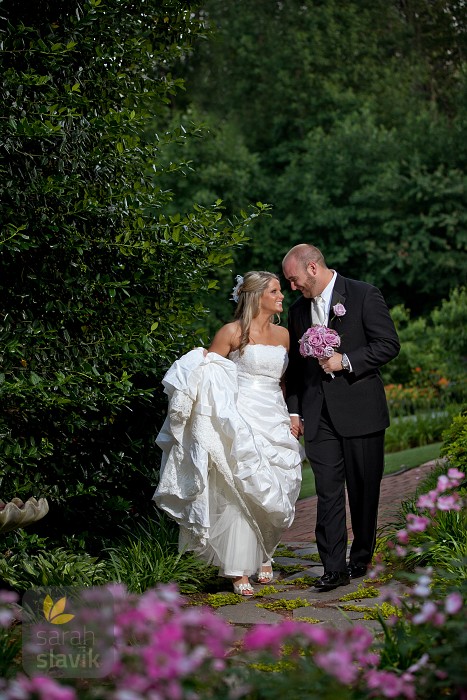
[{"x1": 283, "y1": 258, "x2": 317, "y2": 298}]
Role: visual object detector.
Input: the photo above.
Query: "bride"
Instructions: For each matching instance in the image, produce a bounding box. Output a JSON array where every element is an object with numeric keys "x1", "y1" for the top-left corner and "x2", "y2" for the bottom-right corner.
[{"x1": 153, "y1": 271, "x2": 303, "y2": 595}]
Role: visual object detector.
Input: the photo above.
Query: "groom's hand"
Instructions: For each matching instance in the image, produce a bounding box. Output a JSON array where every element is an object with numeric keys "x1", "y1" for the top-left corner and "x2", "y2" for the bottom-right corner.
[
  {"x1": 290, "y1": 415, "x2": 304, "y2": 439},
  {"x1": 319, "y1": 353, "x2": 343, "y2": 374}
]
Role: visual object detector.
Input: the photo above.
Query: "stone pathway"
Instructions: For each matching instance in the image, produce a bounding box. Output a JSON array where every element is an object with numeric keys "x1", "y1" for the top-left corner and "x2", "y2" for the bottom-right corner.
[
  {"x1": 206, "y1": 460, "x2": 441, "y2": 635},
  {"x1": 282, "y1": 459, "x2": 440, "y2": 544}
]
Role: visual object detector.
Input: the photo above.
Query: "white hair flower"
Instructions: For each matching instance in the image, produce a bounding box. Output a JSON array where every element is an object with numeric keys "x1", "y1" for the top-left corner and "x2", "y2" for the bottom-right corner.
[{"x1": 230, "y1": 275, "x2": 244, "y2": 302}]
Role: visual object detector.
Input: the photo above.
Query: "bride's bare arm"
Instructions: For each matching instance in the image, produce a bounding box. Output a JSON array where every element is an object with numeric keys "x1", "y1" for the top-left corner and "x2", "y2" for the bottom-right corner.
[{"x1": 207, "y1": 322, "x2": 239, "y2": 358}]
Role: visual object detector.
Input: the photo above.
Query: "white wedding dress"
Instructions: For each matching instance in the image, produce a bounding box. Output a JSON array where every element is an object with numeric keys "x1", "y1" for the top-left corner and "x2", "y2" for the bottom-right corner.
[{"x1": 153, "y1": 345, "x2": 303, "y2": 577}]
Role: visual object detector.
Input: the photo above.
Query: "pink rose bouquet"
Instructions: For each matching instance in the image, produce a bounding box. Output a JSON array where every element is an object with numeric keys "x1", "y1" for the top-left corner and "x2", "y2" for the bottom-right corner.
[{"x1": 299, "y1": 325, "x2": 341, "y2": 378}]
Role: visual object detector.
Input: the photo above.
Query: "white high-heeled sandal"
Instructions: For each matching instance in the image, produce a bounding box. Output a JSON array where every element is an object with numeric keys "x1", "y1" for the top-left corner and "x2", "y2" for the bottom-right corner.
[
  {"x1": 257, "y1": 565, "x2": 274, "y2": 584},
  {"x1": 232, "y1": 580, "x2": 254, "y2": 596}
]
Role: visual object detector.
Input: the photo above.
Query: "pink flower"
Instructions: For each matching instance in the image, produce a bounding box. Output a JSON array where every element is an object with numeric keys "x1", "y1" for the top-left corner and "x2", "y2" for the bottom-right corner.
[
  {"x1": 412, "y1": 601, "x2": 445, "y2": 626},
  {"x1": 436, "y1": 494, "x2": 461, "y2": 511},
  {"x1": 323, "y1": 329, "x2": 340, "y2": 347},
  {"x1": 436, "y1": 474, "x2": 451, "y2": 493},
  {"x1": 311, "y1": 345, "x2": 326, "y2": 358},
  {"x1": 243, "y1": 624, "x2": 285, "y2": 652},
  {"x1": 315, "y1": 648, "x2": 358, "y2": 684},
  {"x1": 416, "y1": 490, "x2": 437, "y2": 511},
  {"x1": 447, "y1": 467, "x2": 464, "y2": 482},
  {"x1": 407, "y1": 653, "x2": 429, "y2": 673},
  {"x1": 333, "y1": 303, "x2": 346, "y2": 317},
  {"x1": 365, "y1": 669, "x2": 416, "y2": 699},
  {"x1": 380, "y1": 586, "x2": 402, "y2": 606},
  {"x1": 445, "y1": 592, "x2": 463, "y2": 615},
  {"x1": 413, "y1": 574, "x2": 431, "y2": 597},
  {"x1": 406, "y1": 514, "x2": 430, "y2": 533},
  {"x1": 13, "y1": 676, "x2": 77, "y2": 700},
  {"x1": 368, "y1": 563, "x2": 385, "y2": 579},
  {"x1": 299, "y1": 325, "x2": 342, "y2": 361},
  {"x1": 397, "y1": 529, "x2": 409, "y2": 544},
  {"x1": 301, "y1": 624, "x2": 331, "y2": 646}
]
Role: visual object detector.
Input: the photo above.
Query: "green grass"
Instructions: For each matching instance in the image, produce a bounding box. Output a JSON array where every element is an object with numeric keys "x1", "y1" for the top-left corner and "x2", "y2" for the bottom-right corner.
[{"x1": 298, "y1": 442, "x2": 442, "y2": 500}]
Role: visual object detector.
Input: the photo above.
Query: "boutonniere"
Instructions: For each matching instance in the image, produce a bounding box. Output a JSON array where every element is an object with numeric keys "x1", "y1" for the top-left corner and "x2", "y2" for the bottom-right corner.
[{"x1": 332, "y1": 303, "x2": 346, "y2": 319}]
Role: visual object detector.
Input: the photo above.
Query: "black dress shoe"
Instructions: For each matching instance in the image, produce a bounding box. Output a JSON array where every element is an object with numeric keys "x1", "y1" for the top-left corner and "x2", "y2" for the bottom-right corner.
[
  {"x1": 347, "y1": 563, "x2": 368, "y2": 579},
  {"x1": 314, "y1": 571, "x2": 350, "y2": 592}
]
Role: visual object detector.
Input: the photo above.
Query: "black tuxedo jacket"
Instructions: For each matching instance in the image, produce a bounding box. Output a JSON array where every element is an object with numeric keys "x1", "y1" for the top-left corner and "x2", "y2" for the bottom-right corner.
[{"x1": 285, "y1": 274, "x2": 400, "y2": 440}]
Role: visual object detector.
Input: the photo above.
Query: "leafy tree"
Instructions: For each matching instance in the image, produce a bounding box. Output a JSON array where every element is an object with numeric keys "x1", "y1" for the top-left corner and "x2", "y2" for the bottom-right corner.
[
  {"x1": 0, "y1": 0, "x2": 263, "y2": 550},
  {"x1": 163, "y1": 0, "x2": 467, "y2": 318},
  {"x1": 382, "y1": 286, "x2": 467, "y2": 404}
]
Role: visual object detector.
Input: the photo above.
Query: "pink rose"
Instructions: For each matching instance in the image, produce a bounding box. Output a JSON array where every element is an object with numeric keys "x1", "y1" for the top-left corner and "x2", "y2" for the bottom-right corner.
[
  {"x1": 309, "y1": 333, "x2": 325, "y2": 347},
  {"x1": 323, "y1": 329, "x2": 340, "y2": 347},
  {"x1": 312, "y1": 346, "x2": 326, "y2": 358},
  {"x1": 333, "y1": 303, "x2": 346, "y2": 317}
]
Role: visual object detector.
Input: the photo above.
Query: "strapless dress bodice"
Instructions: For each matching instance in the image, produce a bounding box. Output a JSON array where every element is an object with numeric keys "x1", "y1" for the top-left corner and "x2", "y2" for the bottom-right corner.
[{"x1": 228, "y1": 344, "x2": 288, "y2": 383}]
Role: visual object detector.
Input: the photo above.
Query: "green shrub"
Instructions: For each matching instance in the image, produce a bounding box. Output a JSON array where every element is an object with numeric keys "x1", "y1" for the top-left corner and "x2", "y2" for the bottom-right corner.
[
  {"x1": 440, "y1": 409, "x2": 467, "y2": 471},
  {"x1": 0, "y1": 545, "x2": 109, "y2": 591},
  {"x1": 103, "y1": 512, "x2": 217, "y2": 594},
  {"x1": 385, "y1": 406, "x2": 458, "y2": 452},
  {"x1": 0, "y1": 0, "x2": 264, "y2": 552},
  {"x1": 383, "y1": 288, "x2": 467, "y2": 401}
]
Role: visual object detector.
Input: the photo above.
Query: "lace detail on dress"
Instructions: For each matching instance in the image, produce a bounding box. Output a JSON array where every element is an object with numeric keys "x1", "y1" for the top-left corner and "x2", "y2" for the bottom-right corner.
[{"x1": 229, "y1": 344, "x2": 288, "y2": 381}]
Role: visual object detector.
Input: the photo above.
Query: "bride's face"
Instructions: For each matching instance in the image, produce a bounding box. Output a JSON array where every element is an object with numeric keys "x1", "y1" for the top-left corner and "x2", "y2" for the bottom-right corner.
[{"x1": 260, "y1": 279, "x2": 284, "y2": 315}]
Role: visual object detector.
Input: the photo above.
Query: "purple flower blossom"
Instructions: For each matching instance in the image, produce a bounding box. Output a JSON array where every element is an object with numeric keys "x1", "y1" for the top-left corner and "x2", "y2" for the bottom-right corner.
[
  {"x1": 413, "y1": 574, "x2": 432, "y2": 598},
  {"x1": 332, "y1": 303, "x2": 346, "y2": 317},
  {"x1": 299, "y1": 325, "x2": 340, "y2": 359},
  {"x1": 447, "y1": 467, "x2": 465, "y2": 482},
  {"x1": 412, "y1": 601, "x2": 445, "y2": 626},
  {"x1": 397, "y1": 529, "x2": 409, "y2": 544},
  {"x1": 436, "y1": 494, "x2": 461, "y2": 511},
  {"x1": 315, "y1": 648, "x2": 358, "y2": 684},
  {"x1": 11, "y1": 675, "x2": 77, "y2": 700},
  {"x1": 444, "y1": 592, "x2": 463, "y2": 615},
  {"x1": 416, "y1": 490, "x2": 437, "y2": 512},
  {"x1": 406, "y1": 513, "x2": 430, "y2": 533},
  {"x1": 365, "y1": 669, "x2": 416, "y2": 699},
  {"x1": 407, "y1": 653, "x2": 429, "y2": 674}
]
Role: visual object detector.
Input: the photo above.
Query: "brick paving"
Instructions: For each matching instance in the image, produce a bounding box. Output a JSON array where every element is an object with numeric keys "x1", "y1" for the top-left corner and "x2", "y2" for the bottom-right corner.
[{"x1": 281, "y1": 459, "x2": 442, "y2": 545}]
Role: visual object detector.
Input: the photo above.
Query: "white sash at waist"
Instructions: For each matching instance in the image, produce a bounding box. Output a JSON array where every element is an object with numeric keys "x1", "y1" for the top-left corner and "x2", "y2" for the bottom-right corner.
[{"x1": 237, "y1": 374, "x2": 280, "y2": 388}]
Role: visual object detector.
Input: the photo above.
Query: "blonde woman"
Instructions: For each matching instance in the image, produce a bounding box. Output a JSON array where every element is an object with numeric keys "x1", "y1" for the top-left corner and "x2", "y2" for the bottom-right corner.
[{"x1": 154, "y1": 272, "x2": 303, "y2": 595}]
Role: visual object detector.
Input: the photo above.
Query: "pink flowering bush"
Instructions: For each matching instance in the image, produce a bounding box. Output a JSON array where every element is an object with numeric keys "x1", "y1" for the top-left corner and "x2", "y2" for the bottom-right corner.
[
  {"x1": 374, "y1": 465, "x2": 467, "y2": 698},
  {"x1": 0, "y1": 577, "x2": 458, "y2": 700},
  {"x1": 0, "y1": 431, "x2": 464, "y2": 699}
]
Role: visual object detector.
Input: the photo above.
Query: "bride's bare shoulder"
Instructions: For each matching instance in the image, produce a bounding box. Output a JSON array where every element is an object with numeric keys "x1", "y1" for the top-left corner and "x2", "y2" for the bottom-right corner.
[
  {"x1": 272, "y1": 324, "x2": 290, "y2": 349},
  {"x1": 208, "y1": 321, "x2": 241, "y2": 355}
]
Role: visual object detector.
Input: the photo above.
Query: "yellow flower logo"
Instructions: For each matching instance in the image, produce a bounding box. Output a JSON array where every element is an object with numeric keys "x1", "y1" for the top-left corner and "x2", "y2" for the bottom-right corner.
[{"x1": 42, "y1": 595, "x2": 75, "y2": 625}]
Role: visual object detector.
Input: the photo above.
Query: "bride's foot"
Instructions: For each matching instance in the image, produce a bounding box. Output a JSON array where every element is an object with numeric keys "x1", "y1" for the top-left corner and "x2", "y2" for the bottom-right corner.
[
  {"x1": 257, "y1": 564, "x2": 274, "y2": 584},
  {"x1": 232, "y1": 576, "x2": 254, "y2": 596}
]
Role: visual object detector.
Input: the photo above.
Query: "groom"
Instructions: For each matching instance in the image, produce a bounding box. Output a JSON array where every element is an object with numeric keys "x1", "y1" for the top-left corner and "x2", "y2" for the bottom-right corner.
[{"x1": 282, "y1": 244, "x2": 400, "y2": 591}]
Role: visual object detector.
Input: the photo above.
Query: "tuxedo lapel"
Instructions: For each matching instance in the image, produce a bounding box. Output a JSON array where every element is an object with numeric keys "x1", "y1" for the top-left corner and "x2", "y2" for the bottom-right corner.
[{"x1": 330, "y1": 275, "x2": 347, "y2": 328}]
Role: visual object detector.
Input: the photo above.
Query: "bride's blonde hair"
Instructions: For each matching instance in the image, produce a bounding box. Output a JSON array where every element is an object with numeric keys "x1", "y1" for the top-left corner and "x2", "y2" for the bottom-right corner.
[{"x1": 233, "y1": 271, "x2": 280, "y2": 355}]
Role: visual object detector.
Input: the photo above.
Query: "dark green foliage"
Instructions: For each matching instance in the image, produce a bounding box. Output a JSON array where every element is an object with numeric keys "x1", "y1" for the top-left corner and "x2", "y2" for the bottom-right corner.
[
  {"x1": 441, "y1": 410, "x2": 467, "y2": 471},
  {"x1": 382, "y1": 286, "x2": 467, "y2": 401},
  {"x1": 164, "y1": 0, "x2": 467, "y2": 322},
  {"x1": 103, "y1": 511, "x2": 219, "y2": 594},
  {"x1": 0, "y1": 0, "x2": 260, "y2": 549}
]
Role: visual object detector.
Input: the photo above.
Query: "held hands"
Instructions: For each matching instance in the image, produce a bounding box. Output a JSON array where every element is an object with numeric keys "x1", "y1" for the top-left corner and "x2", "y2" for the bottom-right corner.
[{"x1": 290, "y1": 415, "x2": 304, "y2": 439}]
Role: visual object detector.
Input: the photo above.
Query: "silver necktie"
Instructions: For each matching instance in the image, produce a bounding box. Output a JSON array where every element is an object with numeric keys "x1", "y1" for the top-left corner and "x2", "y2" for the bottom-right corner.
[{"x1": 313, "y1": 295, "x2": 326, "y2": 325}]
